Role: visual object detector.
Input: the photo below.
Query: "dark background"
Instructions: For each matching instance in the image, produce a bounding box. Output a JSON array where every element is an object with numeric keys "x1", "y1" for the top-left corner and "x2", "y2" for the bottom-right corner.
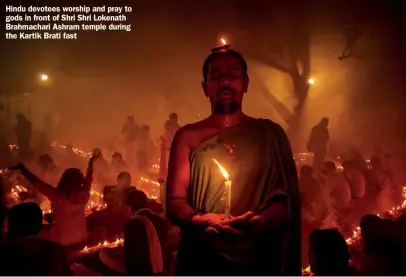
[{"x1": 1, "y1": 0, "x2": 405, "y2": 153}]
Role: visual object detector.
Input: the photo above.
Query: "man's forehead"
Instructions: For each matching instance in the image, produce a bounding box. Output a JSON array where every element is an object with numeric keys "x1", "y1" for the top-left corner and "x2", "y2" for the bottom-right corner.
[{"x1": 208, "y1": 55, "x2": 242, "y2": 72}]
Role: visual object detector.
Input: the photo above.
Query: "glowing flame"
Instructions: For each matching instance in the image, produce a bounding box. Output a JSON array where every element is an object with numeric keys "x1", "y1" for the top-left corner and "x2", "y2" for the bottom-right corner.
[
  {"x1": 220, "y1": 38, "x2": 227, "y2": 45},
  {"x1": 308, "y1": 78, "x2": 314, "y2": 85},
  {"x1": 212, "y1": 159, "x2": 230, "y2": 180}
]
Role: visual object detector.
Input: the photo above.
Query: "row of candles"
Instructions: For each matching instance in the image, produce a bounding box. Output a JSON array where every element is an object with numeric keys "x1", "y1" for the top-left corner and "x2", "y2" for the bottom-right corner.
[
  {"x1": 8, "y1": 141, "x2": 162, "y2": 199},
  {"x1": 10, "y1": 140, "x2": 388, "y2": 265},
  {"x1": 294, "y1": 152, "x2": 372, "y2": 171},
  {"x1": 79, "y1": 158, "x2": 232, "y2": 254},
  {"x1": 4, "y1": 143, "x2": 162, "y2": 218}
]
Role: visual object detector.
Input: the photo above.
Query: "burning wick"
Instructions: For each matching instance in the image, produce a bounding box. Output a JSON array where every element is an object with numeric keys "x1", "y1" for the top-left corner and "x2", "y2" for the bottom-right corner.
[
  {"x1": 211, "y1": 37, "x2": 231, "y2": 52},
  {"x1": 213, "y1": 159, "x2": 232, "y2": 219}
]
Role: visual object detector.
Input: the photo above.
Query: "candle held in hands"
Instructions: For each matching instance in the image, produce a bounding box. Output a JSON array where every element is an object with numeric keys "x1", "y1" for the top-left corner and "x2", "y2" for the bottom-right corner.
[{"x1": 212, "y1": 159, "x2": 232, "y2": 219}]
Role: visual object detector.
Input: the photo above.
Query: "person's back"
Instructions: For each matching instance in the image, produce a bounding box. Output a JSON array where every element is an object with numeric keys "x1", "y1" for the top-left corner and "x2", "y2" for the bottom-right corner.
[
  {"x1": 343, "y1": 161, "x2": 366, "y2": 199},
  {"x1": 127, "y1": 209, "x2": 171, "y2": 274},
  {"x1": 0, "y1": 236, "x2": 69, "y2": 275},
  {"x1": 51, "y1": 189, "x2": 89, "y2": 246},
  {"x1": 2, "y1": 202, "x2": 70, "y2": 275},
  {"x1": 124, "y1": 190, "x2": 171, "y2": 275},
  {"x1": 299, "y1": 166, "x2": 320, "y2": 211},
  {"x1": 326, "y1": 171, "x2": 351, "y2": 208},
  {"x1": 309, "y1": 228, "x2": 353, "y2": 276}
]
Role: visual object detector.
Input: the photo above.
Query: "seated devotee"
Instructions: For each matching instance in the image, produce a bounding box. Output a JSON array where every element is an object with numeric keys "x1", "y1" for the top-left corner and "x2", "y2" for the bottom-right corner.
[
  {"x1": 86, "y1": 184, "x2": 128, "y2": 242},
  {"x1": 319, "y1": 161, "x2": 351, "y2": 230},
  {"x1": 370, "y1": 156, "x2": 397, "y2": 213},
  {"x1": 299, "y1": 165, "x2": 320, "y2": 266},
  {"x1": 358, "y1": 214, "x2": 405, "y2": 275},
  {"x1": 8, "y1": 153, "x2": 97, "y2": 249},
  {"x1": 299, "y1": 165, "x2": 320, "y2": 221},
  {"x1": 109, "y1": 152, "x2": 128, "y2": 183},
  {"x1": 124, "y1": 190, "x2": 171, "y2": 275},
  {"x1": 342, "y1": 160, "x2": 367, "y2": 224},
  {"x1": 308, "y1": 228, "x2": 356, "y2": 276},
  {"x1": 0, "y1": 202, "x2": 69, "y2": 275},
  {"x1": 93, "y1": 148, "x2": 109, "y2": 188},
  {"x1": 342, "y1": 160, "x2": 366, "y2": 200},
  {"x1": 77, "y1": 190, "x2": 171, "y2": 275}
]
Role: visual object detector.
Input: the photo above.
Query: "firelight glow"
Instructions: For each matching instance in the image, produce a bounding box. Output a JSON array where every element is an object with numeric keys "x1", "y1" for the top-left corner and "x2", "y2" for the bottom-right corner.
[
  {"x1": 220, "y1": 38, "x2": 227, "y2": 45},
  {"x1": 212, "y1": 159, "x2": 229, "y2": 180},
  {"x1": 308, "y1": 78, "x2": 314, "y2": 85}
]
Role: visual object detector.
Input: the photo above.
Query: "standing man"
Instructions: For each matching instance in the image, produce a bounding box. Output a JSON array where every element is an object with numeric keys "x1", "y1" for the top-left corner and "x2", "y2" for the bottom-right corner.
[
  {"x1": 158, "y1": 113, "x2": 181, "y2": 207},
  {"x1": 166, "y1": 45, "x2": 301, "y2": 275},
  {"x1": 121, "y1": 115, "x2": 140, "y2": 166},
  {"x1": 15, "y1": 113, "x2": 32, "y2": 159},
  {"x1": 308, "y1": 117, "x2": 330, "y2": 175}
]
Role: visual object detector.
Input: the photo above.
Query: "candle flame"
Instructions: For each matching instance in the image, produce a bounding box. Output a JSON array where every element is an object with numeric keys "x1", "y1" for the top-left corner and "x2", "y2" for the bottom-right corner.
[
  {"x1": 220, "y1": 38, "x2": 227, "y2": 45},
  {"x1": 212, "y1": 159, "x2": 230, "y2": 180}
]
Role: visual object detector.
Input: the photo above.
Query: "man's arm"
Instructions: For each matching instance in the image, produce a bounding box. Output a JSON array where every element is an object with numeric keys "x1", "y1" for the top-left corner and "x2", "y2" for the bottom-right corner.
[
  {"x1": 18, "y1": 165, "x2": 63, "y2": 202},
  {"x1": 83, "y1": 155, "x2": 95, "y2": 192},
  {"x1": 165, "y1": 128, "x2": 196, "y2": 227}
]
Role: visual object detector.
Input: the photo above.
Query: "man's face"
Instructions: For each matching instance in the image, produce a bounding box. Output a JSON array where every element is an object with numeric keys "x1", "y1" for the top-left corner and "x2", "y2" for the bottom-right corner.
[{"x1": 202, "y1": 55, "x2": 249, "y2": 114}]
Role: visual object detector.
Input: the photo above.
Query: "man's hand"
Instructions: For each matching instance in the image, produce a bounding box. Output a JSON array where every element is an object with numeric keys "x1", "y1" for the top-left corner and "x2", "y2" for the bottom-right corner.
[
  {"x1": 191, "y1": 213, "x2": 225, "y2": 228},
  {"x1": 203, "y1": 211, "x2": 255, "y2": 236},
  {"x1": 89, "y1": 149, "x2": 101, "y2": 164}
]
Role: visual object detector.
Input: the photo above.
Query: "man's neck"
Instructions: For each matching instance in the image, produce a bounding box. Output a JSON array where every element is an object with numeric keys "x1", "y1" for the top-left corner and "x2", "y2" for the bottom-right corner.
[{"x1": 209, "y1": 111, "x2": 248, "y2": 128}]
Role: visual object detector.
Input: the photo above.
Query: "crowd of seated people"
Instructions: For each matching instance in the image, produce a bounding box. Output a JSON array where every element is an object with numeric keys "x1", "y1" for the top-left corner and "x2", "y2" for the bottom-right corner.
[
  {"x1": 0, "y1": 139, "x2": 405, "y2": 276},
  {"x1": 307, "y1": 213, "x2": 406, "y2": 276},
  {"x1": 0, "y1": 149, "x2": 178, "y2": 276},
  {"x1": 299, "y1": 152, "x2": 404, "y2": 268}
]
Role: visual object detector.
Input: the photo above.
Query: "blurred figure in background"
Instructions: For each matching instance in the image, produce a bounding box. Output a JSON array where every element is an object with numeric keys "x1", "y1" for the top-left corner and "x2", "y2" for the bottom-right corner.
[
  {"x1": 307, "y1": 117, "x2": 329, "y2": 176},
  {"x1": 109, "y1": 152, "x2": 128, "y2": 183},
  {"x1": 319, "y1": 161, "x2": 351, "y2": 229},
  {"x1": 92, "y1": 148, "x2": 109, "y2": 189},
  {"x1": 15, "y1": 113, "x2": 32, "y2": 159},
  {"x1": 136, "y1": 125, "x2": 155, "y2": 171},
  {"x1": 299, "y1": 165, "x2": 320, "y2": 222},
  {"x1": 121, "y1": 115, "x2": 140, "y2": 165},
  {"x1": 159, "y1": 113, "x2": 181, "y2": 211}
]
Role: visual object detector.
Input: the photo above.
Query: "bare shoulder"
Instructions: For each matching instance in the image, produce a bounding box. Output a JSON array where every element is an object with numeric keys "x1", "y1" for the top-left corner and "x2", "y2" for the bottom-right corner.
[{"x1": 172, "y1": 119, "x2": 210, "y2": 144}]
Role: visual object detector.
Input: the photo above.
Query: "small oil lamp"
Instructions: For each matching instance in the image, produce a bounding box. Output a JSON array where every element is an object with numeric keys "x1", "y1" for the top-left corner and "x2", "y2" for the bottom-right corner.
[{"x1": 211, "y1": 37, "x2": 231, "y2": 52}]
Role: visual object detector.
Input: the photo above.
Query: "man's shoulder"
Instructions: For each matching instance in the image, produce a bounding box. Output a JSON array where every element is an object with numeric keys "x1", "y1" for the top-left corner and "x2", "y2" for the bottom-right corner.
[
  {"x1": 254, "y1": 118, "x2": 282, "y2": 128},
  {"x1": 251, "y1": 118, "x2": 287, "y2": 136},
  {"x1": 172, "y1": 120, "x2": 207, "y2": 142}
]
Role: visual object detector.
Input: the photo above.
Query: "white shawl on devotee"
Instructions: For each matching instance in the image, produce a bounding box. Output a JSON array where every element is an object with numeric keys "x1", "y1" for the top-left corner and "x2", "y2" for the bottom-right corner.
[
  {"x1": 99, "y1": 209, "x2": 163, "y2": 274},
  {"x1": 133, "y1": 209, "x2": 163, "y2": 274}
]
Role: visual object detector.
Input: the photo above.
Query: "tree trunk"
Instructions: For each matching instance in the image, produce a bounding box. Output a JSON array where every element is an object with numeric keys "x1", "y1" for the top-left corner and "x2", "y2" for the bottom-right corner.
[{"x1": 287, "y1": 76, "x2": 309, "y2": 150}]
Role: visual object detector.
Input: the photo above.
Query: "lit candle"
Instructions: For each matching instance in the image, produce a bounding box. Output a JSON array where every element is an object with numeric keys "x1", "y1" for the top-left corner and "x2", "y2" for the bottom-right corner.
[
  {"x1": 212, "y1": 159, "x2": 232, "y2": 219},
  {"x1": 211, "y1": 37, "x2": 232, "y2": 53}
]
